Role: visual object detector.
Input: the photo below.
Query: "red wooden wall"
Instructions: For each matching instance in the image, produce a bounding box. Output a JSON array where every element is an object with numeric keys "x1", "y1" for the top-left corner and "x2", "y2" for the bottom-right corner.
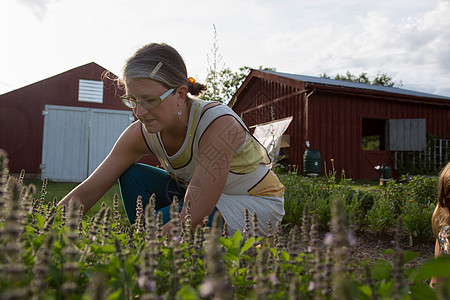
[{"x1": 231, "y1": 70, "x2": 450, "y2": 179}]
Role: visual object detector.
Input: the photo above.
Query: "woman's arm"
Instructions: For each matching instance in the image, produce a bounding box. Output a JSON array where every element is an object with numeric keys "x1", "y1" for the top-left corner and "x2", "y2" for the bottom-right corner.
[
  {"x1": 57, "y1": 121, "x2": 151, "y2": 214},
  {"x1": 162, "y1": 115, "x2": 245, "y2": 235},
  {"x1": 430, "y1": 238, "x2": 445, "y2": 288}
]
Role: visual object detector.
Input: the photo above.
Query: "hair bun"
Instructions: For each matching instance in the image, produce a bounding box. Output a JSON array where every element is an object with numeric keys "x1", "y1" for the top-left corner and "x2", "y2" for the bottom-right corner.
[{"x1": 187, "y1": 77, "x2": 207, "y2": 96}]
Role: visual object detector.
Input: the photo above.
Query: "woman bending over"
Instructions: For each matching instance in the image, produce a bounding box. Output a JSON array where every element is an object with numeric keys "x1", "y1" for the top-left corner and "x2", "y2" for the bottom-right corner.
[{"x1": 58, "y1": 43, "x2": 285, "y2": 237}]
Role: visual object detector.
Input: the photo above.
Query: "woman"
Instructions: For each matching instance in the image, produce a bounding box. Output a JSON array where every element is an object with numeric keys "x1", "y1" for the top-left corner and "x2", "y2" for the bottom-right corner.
[
  {"x1": 58, "y1": 43, "x2": 285, "y2": 236},
  {"x1": 430, "y1": 162, "x2": 450, "y2": 287}
]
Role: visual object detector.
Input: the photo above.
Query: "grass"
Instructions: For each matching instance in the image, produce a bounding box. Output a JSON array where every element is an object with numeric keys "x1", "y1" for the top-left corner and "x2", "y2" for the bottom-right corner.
[
  {"x1": 347, "y1": 178, "x2": 380, "y2": 191},
  {"x1": 23, "y1": 179, "x2": 124, "y2": 219}
]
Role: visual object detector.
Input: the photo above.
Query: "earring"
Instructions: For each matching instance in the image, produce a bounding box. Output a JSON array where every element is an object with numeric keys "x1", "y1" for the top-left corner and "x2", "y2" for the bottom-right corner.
[{"x1": 177, "y1": 108, "x2": 182, "y2": 115}]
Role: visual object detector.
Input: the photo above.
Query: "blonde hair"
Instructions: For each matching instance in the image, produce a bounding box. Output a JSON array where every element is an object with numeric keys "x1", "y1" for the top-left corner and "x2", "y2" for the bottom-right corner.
[
  {"x1": 121, "y1": 43, "x2": 206, "y2": 96},
  {"x1": 432, "y1": 162, "x2": 450, "y2": 237}
]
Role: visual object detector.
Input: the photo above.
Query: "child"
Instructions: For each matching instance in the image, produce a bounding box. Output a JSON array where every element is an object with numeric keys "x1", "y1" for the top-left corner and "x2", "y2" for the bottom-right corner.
[{"x1": 430, "y1": 162, "x2": 450, "y2": 287}]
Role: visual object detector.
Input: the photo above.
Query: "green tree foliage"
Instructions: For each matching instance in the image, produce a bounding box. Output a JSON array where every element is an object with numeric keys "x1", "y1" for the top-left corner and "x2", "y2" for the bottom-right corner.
[
  {"x1": 320, "y1": 70, "x2": 403, "y2": 87},
  {"x1": 202, "y1": 66, "x2": 276, "y2": 104}
]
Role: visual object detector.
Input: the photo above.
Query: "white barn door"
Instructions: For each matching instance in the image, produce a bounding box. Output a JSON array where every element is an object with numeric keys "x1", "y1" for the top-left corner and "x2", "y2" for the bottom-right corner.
[
  {"x1": 41, "y1": 106, "x2": 89, "y2": 182},
  {"x1": 88, "y1": 109, "x2": 134, "y2": 176},
  {"x1": 41, "y1": 105, "x2": 133, "y2": 182}
]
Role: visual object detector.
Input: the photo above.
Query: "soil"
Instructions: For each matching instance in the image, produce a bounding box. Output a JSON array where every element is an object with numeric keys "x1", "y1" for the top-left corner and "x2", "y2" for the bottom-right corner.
[{"x1": 320, "y1": 229, "x2": 435, "y2": 269}]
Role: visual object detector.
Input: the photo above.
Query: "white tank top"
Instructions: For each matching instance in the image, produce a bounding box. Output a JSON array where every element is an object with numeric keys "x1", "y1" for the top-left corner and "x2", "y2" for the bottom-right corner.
[{"x1": 141, "y1": 100, "x2": 284, "y2": 197}]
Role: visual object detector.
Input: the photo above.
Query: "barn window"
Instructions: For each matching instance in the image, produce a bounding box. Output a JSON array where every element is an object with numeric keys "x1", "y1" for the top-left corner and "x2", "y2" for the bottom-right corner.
[
  {"x1": 362, "y1": 118, "x2": 387, "y2": 151},
  {"x1": 78, "y1": 79, "x2": 104, "y2": 103}
]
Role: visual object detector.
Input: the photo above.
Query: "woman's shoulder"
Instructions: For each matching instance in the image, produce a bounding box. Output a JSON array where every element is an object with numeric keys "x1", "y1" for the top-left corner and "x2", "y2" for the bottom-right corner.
[{"x1": 439, "y1": 225, "x2": 450, "y2": 254}]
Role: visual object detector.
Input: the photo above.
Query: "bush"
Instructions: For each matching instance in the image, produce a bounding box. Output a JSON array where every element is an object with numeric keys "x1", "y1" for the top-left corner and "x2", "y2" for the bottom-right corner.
[{"x1": 280, "y1": 171, "x2": 438, "y2": 245}]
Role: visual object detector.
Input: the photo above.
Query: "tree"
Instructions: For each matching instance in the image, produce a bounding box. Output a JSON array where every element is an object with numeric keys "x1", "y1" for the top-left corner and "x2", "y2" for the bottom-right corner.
[
  {"x1": 320, "y1": 71, "x2": 402, "y2": 87},
  {"x1": 203, "y1": 24, "x2": 224, "y2": 103},
  {"x1": 201, "y1": 25, "x2": 275, "y2": 104}
]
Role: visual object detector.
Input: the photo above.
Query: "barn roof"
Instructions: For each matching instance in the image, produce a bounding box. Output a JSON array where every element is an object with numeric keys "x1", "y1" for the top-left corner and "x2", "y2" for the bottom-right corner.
[{"x1": 261, "y1": 70, "x2": 450, "y2": 101}]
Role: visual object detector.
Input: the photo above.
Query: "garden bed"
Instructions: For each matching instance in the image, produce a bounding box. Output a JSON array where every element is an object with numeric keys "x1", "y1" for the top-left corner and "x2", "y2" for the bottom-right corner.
[{"x1": 1, "y1": 149, "x2": 448, "y2": 299}]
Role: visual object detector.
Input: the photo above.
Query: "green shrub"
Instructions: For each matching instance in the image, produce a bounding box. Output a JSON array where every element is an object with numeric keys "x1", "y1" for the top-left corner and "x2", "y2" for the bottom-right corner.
[
  {"x1": 366, "y1": 197, "x2": 397, "y2": 236},
  {"x1": 401, "y1": 199, "x2": 435, "y2": 245}
]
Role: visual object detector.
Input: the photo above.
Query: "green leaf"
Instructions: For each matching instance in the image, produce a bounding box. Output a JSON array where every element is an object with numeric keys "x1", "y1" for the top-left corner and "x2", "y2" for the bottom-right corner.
[
  {"x1": 377, "y1": 279, "x2": 394, "y2": 297},
  {"x1": 358, "y1": 285, "x2": 372, "y2": 298},
  {"x1": 240, "y1": 238, "x2": 255, "y2": 255},
  {"x1": 238, "y1": 267, "x2": 248, "y2": 275},
  {"x1": 229, "y1": 266, "x2": 237, "y2": 276},
  {"x1": 403, "y1": 250, "x2": 420, "y2": 264},
  {"x1": 382, "y1": 248, "x2": 394, "y2": 255},
  {"x1": 410, "y1": 255, "x2": 450, "y2": 280},
  {"x1": 220, "y1": 238, "x2": 233, "y2": 248},
  {"x1": 32, "y1": 233, "x2": 46, "y2": 249},
  {"x1": 371, "y1": 260, "x2": 392, "y2": 280},
  {"x1": 35, "y1": 214, "x2": 46, "y2": 229},
  {"x1": 281, "y1": 251, "x2": 290, "y2": 262},
  {"x1": 409, "y1": 282, "x2": 437, "y2": 300},
  {"x1": 106, "y1": 289, "x2": 123, "y2": 300},
  {"x1": 176, "y1": 284, "x2": 198, "y2": 300},
  {"x1": 232, "y1": 229, "x2": 242, "y2": 241},
  {"x1": 95, "y1": 245, "x2": 115, "y2": 254}
]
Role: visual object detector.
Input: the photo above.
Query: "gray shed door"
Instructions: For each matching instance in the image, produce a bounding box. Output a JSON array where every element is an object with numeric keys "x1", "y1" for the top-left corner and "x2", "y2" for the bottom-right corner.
[
  {"x1": 41, "y1": 105, "x2": 133, "y2": 182},
  {"x1": 388, "y1": 118, "x2": 426, "y2": 151}
]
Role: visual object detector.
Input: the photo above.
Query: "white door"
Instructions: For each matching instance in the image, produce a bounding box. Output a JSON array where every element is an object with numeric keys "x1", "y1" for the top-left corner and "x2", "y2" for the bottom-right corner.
[
  {"x1": 41, "y1": 105, "x2": 133, "y2": 182},
  {"x1": 41, "y1": 106, "x2": 89, "y2": 182},
  {"x1": 88, "y1": 109, "x2": 134, "y2": 175}
]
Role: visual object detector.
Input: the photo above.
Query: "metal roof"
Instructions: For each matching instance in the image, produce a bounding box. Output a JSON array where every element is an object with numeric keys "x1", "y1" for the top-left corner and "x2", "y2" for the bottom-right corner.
[{"x1": 262, "y1": 70, "x2": 450, "y2": 100}]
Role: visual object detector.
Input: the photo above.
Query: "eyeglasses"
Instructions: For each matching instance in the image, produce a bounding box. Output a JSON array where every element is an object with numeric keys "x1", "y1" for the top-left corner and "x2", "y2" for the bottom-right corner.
[{"x1": 120, "y1": 88, "x2": 175, "y2": 110}]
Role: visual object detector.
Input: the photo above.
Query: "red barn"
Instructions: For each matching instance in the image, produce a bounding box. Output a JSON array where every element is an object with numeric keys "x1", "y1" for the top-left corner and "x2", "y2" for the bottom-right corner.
[
  {"x1": 0, "y1": 62, "x2": 136, "y2": 182},
  {"x1": 231, "y1": 70, "x2": 450, "y2": 179}
]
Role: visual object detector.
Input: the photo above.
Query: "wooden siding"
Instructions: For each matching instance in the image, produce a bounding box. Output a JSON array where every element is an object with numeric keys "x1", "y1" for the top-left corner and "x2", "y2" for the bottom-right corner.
[
  {"x1": 388, "y1": 119, "x2": 426, "y2": 151},
  {"x1": 0, "y1": 62, "x2": 128, "y2": 175},
  {"x1": 232, "y1": 77, "x2": 306, "y2": 169},
  {"x1": 231, "y1": 70, "x2": 450, "y2": 179}
]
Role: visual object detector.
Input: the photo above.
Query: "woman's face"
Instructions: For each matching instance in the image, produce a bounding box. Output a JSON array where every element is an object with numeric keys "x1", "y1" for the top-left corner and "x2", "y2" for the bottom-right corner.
[{"x1": 125, "y1": 78, "x2": 179, "y2": 134}]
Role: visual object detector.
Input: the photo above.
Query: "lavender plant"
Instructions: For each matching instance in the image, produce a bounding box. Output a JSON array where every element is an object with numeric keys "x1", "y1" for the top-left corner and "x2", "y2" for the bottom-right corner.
[{"x1": 0, "y1": 149, "x2": 448, "y2": 299}]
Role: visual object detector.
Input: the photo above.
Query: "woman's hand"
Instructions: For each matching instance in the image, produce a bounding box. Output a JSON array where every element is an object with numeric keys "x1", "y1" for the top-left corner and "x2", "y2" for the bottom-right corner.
[{"x1": 58, "y1": 121, "x2": 151, "y2": 215}]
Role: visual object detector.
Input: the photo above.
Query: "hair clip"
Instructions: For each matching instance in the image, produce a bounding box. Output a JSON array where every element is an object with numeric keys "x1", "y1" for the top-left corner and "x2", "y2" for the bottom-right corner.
[
  {"x1": 188, "y1": 77, "x2": 196, "y2": 85},
  {"x1": 149, "y1": 62, "x2": 163, "y2": 78}
]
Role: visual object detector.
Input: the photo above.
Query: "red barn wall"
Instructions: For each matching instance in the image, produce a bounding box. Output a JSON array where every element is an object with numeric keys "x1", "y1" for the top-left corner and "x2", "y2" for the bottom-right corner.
[
  {"x1": 307, "y1": 90, "x2": 450, "y2": 179},
  {"x1": 0, "y1": 62, "x2": 128, "y2": 174},
  {"x1": 232, "y1": 77, "x2": 307, "y2": 172},
  {"x1": 232, "y1": 73, "x2": 450, "y2": 180}
]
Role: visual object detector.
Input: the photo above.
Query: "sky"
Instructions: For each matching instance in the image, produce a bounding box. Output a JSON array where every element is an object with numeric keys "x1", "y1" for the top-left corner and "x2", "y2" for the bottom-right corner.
[{"x1": 1, "y1": 0, "x2": 450, "y2": 98}]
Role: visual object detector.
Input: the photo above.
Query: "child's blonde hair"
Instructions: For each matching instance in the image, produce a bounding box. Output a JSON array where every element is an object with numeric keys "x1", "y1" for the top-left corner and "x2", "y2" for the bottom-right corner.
[{"x1": 432, "y1": 162, "x2": 450, "y2": 237}]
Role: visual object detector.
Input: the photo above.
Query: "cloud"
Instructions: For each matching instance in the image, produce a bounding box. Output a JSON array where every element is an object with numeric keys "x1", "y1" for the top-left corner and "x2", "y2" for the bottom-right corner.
[
  {"x1": 258, "y1": 1, "x2": 450, "y2": 96},
  {"x1": 17, "y1": 0, "x2": 59, "y2": 20},
  {"x1": 2, "y1": 0, "x2": 450, "y2": 97}
]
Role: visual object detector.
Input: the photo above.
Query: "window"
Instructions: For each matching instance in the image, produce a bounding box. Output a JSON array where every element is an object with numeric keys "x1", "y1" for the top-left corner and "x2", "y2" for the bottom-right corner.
[
  {"x1": 362, "y1": 118, "x2": 387, "y2": 151},
  {"x1": 78, "y1": 79, "x2": 103, "y2": 103}
]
